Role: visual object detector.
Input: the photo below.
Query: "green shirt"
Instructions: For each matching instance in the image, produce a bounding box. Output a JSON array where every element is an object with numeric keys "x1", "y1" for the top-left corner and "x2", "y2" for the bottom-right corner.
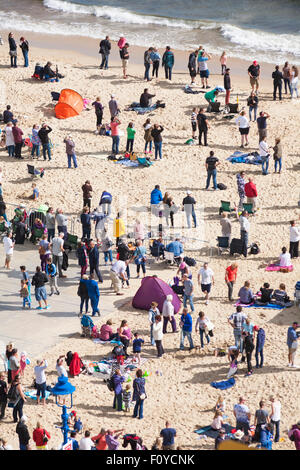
[
  {"x1": 127, "y1": 127, "x2": 136, "y2": 139},
  {"x1": 204, "y1": 90, "x2": 217, "y2": 102}
]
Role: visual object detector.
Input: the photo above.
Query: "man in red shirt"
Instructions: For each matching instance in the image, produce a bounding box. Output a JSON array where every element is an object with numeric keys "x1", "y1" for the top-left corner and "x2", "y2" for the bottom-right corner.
[
  {"x1": 244, "y1": 177, "x2": 258, "y2": 212},
  {"x1": 225, "y1": 263, "x2": 238, "y2": 301}
]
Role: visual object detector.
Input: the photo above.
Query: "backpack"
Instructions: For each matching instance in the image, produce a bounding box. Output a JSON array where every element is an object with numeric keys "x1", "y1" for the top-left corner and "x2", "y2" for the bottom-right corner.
[
  {"x1": 107, "y1": 377, "x2": 115, "y2": 392},
  {"x1": 217, "y1": 183, "x2": 227, "y2": 190},
  {"x1": 7, "y1": 384, "x2": 18, "y2": 402},
  {"x1": 184, "y1": 256, "x2": 196, "y2": 267},
  {"x1": 227, "y1": 103, "x2": 239, "y2": 113},
  {"x1": 250, "y1": 243, "x2": 260, "y2": 255}
]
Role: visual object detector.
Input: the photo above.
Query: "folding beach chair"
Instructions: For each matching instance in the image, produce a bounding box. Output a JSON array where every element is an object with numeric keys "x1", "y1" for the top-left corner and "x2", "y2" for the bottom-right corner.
[
  {"x1": 219, "y1": 200, "x2": 234, "y2": 215},
  {"x1": 243, "y1": 202, "x2": 254, "y2": 214},
  {"x1": 217, "y1": 236, "x2": 230, "y2": 255}
]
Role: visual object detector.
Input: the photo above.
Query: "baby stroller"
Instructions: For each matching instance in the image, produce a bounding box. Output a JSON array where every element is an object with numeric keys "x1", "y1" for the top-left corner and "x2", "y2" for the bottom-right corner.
[{"x1": 80, "y1": 315, "x2": 94, "y2": 338}]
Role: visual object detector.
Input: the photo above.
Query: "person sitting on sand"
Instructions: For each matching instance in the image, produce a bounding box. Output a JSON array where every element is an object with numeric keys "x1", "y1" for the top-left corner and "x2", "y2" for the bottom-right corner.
[
  {"x1": 278, "y1": 246, "x2": 291, "y2": 267},
  {"x1": 238, "y1": 281, "x2": 254, "y2": 305},
  {"x1": 211, "y1": 410, "x2": 224, "y2": 431},
  {"x1": 43, "y1": 62, "x2": 64, "y2": 80},
  {"x1": 256, "y1": 282, "x2": 273, "y2": 305},
  {"x1": 99, "y1": 319, "x2": 114, "y2": 342},
  {"x1": 215, "y1": 395, "x2": 226, "y2": 413},
  {"x1": 272, "y1": 283, "x2": 293, "y2": 307}
]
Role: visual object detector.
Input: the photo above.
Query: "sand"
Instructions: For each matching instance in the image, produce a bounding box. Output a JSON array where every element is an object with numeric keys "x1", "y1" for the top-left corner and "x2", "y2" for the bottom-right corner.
[{"x1": 0, "y1": 35, "x2": 300, "y2": 450}]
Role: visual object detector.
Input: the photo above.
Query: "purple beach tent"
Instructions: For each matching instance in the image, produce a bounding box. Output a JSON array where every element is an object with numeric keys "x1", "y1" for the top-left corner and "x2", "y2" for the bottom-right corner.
[{"x1": 132, "y1": 276, "x2": 181, "y2": 313}]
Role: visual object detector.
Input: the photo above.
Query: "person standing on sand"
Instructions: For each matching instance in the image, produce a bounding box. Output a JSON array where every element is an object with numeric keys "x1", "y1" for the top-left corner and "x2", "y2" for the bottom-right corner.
[
  {"x1": 162, "y1": 46, "x2": 174, "y2": 81},
  {"x1": 247, "y1": 91, "x2": 258, "y2": 122},
  {"x1": 19, "y1": 37, "x2": 29, "y2": 68},
  {"x1": 282, "y1": 61, "x2": 291, "y2": 94},
  {"x1": 117, "y1": 35, "x2": 126, "y2": 58},
  {"x1": 224, "y1": 68, "x2": 231, "y2": 105},
  {"x1": 248, "y1": 60, "x2": 260, "y2": 93},
  {"x1": 198, "y1": 49, "x2": 211, "y2": 89},
  {"x1": 236, "y1": 171, "x2": 246, "y2": 212},
  {"x1": 245, "y1": 177, "x2": 258, "y2": 211},
  {"x1": 259, "y1": 135, "x2": 270, "y2": 175},
  {"x1": 220, "y1": 212, "x2": 232, "y2": 241},
  {"x1": 269, "y1": 395, "x2": 281, "y2": 443},
  {"x1": 290, "y1": 65, "x2": 299, "y2": 99},
  {"x1": 225, "y1": 263, "x2": 238, "y2": 301},
  {"x1": 150, "y1": 48, "x2": 160, "y2": 78},
  {"x1": 99, "y1": 35, "x2": 111, "y2": 70},
  {"x1": 188, "y1": 50, "x2": 198, "y2": 85},
  {"x1": 108, "y1": 94, "x2": 120, "y2": 119},
  {"x1": 151, "y1": 124, "x2": 164, "y2": 160},
  {"x1": 12, "y1": 121, "x2": 24, "y2": 159},
  {"x1": 198, "y1": 262, "x2": 214, "y2": 305},
  {"x1": 197, "y1": 107, "x2": 209, "y2": 146},
  {"x1": 3, "y1": 232, "x2": 14, "y2": 269},
  {"x1": 236, "y1": 209, "x2": 250, "y2": 258},
  {"x1": 38, "y1": 123, "x2": 52, "y2": 161},
  {"x1": 64, "y1": 135, "x2": 78, "y2": 169},
  {"x1": 257, "y1": 111, "x2": 270, "y2": 143},
  {"x1": 235, "y1": 111, "x2": 250, "y2": 148},
  {"x1": 287, "y1": 322, "x2": 299, "y2": 367},
  {"x1": 82, "y1": 180, "x2": 93, "y2": 210},
  {"x1": 34, "y1": 359, "x2": 48, "y2": 406},
  {"x1": 92, "y1": 97, "x2": 104, "y2": 134},
  {"x1": 272, "y1": 65, "x2": 283, "y2": 101},
  {"x1": 110, "y1": 116, "x2": 121, "y2": 156},
  {"x1": 273, "y1": 137, "x2": 283, "y2": 174},
  {"x1": 8, "y1": 32, "x2": 17, "y2": 68},
  {"x1": 162, "y1": 294, "x2": 177, "y2": 333},
  {"x1": 120, "y1": 43, "x2": 129, "y2": 79},
  {"x1": 220, "y1": 51, "x2": 227, "y2": 75},
  {"x1": 289, "y1": 220, "x2": 300, "y2": 259},
  {"x1": 205, "y1": 150, "x2": 219, "y2": 190},
  {"x1": 144, "y1": 47, "x2": 153, "y2": 82}
]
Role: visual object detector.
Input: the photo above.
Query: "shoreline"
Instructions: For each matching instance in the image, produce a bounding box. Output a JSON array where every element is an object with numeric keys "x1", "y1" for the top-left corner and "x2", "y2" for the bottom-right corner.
[{"x1": 1, "y1": 28, "x2": 276, "y2": 80}]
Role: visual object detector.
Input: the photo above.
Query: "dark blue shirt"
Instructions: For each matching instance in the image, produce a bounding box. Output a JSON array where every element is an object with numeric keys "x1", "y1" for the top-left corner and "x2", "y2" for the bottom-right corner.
[
  {"x1": 160, "y1": 428, "x2": 176, "y2": 446},
  {"x1": 133, "y1": 338, "x2": 144, "y2": 353}
]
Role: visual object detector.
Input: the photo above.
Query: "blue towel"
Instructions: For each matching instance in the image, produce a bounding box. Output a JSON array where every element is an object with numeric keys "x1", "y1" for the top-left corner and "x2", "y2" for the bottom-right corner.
[
  {"x1": 210, "y1": 377, "x2": 235, "y2": 390},
  {"x1": 195, "y1": 423, "x2": 234, "y2": 438},
  {"x1": 244, "y1": 303, "x2": 284, "y2": 310},
  {"x1": 227, "y1": 151, "x2": 262, "y2": 165}
]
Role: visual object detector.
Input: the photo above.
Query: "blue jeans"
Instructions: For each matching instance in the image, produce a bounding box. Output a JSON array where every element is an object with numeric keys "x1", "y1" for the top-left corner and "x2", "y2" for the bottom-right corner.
[
  {"x1": 183, "y1": 294, "x2": 194, "y2": 311},
  {"x1": 199, "y1": 329, "x2": 210, "y2": 348},
  {"x1": 22, "y1": 50, "x2": 29, "y2": 67},
  {"x1": 165, "y1": 65, "x2": 172, "y2": 80},
  {"x1": 112, "y1": 135, "x2": 120, "y2": 154},
  {"x1": 284, "y1": 78, "x2": 291, "y2": 94},
  {"x1": 154, "y1": 141, "x2": 162, "y2": 159},
  {"x1": 249, "y1": 106, "x2": 257, "y2": 121},
  {"x1": 274, "y1": 158, "x2": 282, "y2": 172},
  {"x1": 262, "y1": 158, "x2": 269, "y2": 174},
  {"x1": 255, "y1": 347, "x2": 264, "y2": 367},
  {"x1": 137, "y1": 261, "x2": 146, "y2": 275},
  {"x1": 100, "y1": 53, "x2": 109, "y2": 69},
  {"x1": 271, "y1": 419, "x2": 280, "y2": 442},
  {"x1": 126, "y1": 139, "x2": 134, "y2": 152},
  {"x1": 144, "y1": 63, "x2": 151, "y2": 81},
  {"x1": 104, "y1": 250, "x2": 113, "y2": 263},
  {"x1": 20, "y1": 444, "x2": 28, "y2": 450},
  {"x1": 7, "y1": 145, "x2": 15, "y2": 157},
  {"x1": 185, "y1": 209, "x2": 197, "y2": 228},
  {"x1": 42, "y1": 143, "x2": 51, "y2": 161},
  {"x1": 31, "y1": 144, "x2": 40, "y2": 157},
  {"x1": 234, "y1": 329, "x2": 243, "y2": 353},
  {"x1": 145, "y1": 141, "x2": 152, "y2": 152},
  {"x1": 150, "y1": 324, "x2": 155, "y2": 345},
  {"x1": 82, "y1": 225, "x2": 91, "y2": 239},
  {"x1": 36, "y1": 381, "x2": 46, "y2": 399},
  {"x1": 206, "y1": 169, "x2": 217, "y2": 189},
  {"x1": 67, "y1": 153, "x2": 78, "y2": 168},
  {"x1": 80, "y1": 297, "x2": 89, "y2": 314},
  {"x1": 113, "y1": 392, "x2": 123, "y2": 411},
  {"x1": 133, "y1": 398, "x2": 144, "y2": 419},
  {"x1": 180, "y1": 330, "x2": 194, "y2": 349}
]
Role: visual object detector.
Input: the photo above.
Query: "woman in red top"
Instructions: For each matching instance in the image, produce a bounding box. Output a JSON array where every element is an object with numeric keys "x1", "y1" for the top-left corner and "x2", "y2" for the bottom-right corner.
[
  {"x1": 244, "y1": 177, "x2": 258, "y2": 212},
  {"x1": 92, "y1": 427, "x2": 108, "y2": 450},
  {"x1": 69, "y1": 352, "x2": 85, "y2": 377},
  {"x1": 225, "y1": 263, "x2": 238, "y2": 302},
  {"x1": 33, "y1": 422, "x2": 50, "y2": 450}
]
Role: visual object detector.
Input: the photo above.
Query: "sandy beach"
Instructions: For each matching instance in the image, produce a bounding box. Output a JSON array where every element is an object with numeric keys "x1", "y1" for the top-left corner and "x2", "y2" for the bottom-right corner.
[{"x1": 0, "y1": 32, "x2": 300, "y2": 451}]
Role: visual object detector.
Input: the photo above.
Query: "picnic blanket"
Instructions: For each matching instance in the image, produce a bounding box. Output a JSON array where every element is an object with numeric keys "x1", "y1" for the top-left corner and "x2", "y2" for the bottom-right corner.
[
  {"x1": 227, "y1": 151, "x2": 262, "y2": 165},
  {"x1": 25, "y1": 389, "x2": 51, "y2": 400},
  {"x1": 235, "y1": 300, "x2": 284, "y2": 309},
  {"x1": 92, "y1": 339, "x2": 123, "y2": 346},
  {"x1": 127, "y1": 102, "x2": 157, "y2": 114},
  {"x1": 210, "y1": 377, "x2": 235, "y2": 390},
  {"x1": 114, "y1": 159, "x2": 139, "y2": 167},
  {"x1": 194, "y1": 423, "x2": 235, "y2": 439},
  {"x1": 266, "y1": 264, "x2": 293, "y2": 272}
]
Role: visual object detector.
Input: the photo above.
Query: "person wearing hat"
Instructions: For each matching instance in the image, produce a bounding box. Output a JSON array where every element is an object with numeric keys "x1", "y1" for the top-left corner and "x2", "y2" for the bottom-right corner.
[
  {"x1": 16, "y1": 415, "x2": 31, "y2": 450},
  {"x1": 287, "y1": 322, "x2": 299, "y2": 368},
  {"x1": 19, "y1": 37, "x2": 29, "y2": 67},
  {"x1": 182, "y1": 190, "x2": 197, "y2": 228},
  {"x1": 248, "y1": 60, "x2": 260, "y2": 93}
]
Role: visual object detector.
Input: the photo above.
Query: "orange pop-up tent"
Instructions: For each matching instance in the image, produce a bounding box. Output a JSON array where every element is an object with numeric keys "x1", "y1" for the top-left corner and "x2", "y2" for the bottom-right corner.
[{"x1": 55, "y1": 89, "x2": 84, "y2": 119}]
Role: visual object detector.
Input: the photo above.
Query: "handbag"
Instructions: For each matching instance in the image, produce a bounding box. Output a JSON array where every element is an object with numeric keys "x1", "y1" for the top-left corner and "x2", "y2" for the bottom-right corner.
[
  {"x1": 137, "y1": 381, "x2": 146, "y2": 401},
  {"x1": 43, "y1": 429, "x2": 48, "y2": 443}
]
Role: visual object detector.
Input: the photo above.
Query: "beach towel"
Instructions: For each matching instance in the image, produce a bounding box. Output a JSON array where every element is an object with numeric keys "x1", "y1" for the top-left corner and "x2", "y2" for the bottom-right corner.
[
  {"x1": 210, "y1": 377, "x2": 235, "y2": 390},
  {"x1": 25, "y1": 389, "x2": 51, "y2": 400},
  {"x1": 114, "y1": 159, "x2": 139, "y2": 168},
  {"x1": 235, "y1": 301, "x2": 284, "y2": 310},
  {"x1": 266, "y1": 264, "x2": 293, "y2": 272},
  {"x1": 194, "y1": 423, "x2": 234, "y2": 438},
  {"x1": 227, "y1": 151, "x2": 262, "y2": 165},
  {"x1": 127, "y1": 102, "x2": 157, "y2": 114},
  {"x1": 137, "y1": 157, "x2": 153, "y2": 167},
  {"x1": 184, "y1": 85, "x2": 202, "y2": 95},
  {"x1": 92, "y1": 339, "x2": 123, "y2": 346}
]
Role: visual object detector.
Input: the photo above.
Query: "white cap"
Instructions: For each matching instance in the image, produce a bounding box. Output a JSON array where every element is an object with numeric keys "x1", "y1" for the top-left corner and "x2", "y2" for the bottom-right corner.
[
  {"x1": 20, "y1": 415, "x2": 28, "y2": 423},
  {"x1": 111, "y1": 94, "x2": 115, "y2": 98},
  {"x1": 186, "y1": 190, "x2": 191, "y2": 195}
]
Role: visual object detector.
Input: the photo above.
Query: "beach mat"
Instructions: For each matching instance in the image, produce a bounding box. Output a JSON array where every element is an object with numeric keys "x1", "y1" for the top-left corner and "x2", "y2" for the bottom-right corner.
[
  {"x1": 92, "y1": 339, "x2": 123, "y2": 346},
  {"x1": 210, "y1": 377, "x2": 235, "y2": 390},
  {"x1": 195, "y1": 423, "x2": 234, "y2": 438},
  {"x1": 265, "y1": 264, "x2": 293, "y2": 272},
  {"x1": 235, "y1": 301, "x2": 284, "y2": 310},
  {"x1": 25, "y1": 389, "x2": 51, "y2": 400}
]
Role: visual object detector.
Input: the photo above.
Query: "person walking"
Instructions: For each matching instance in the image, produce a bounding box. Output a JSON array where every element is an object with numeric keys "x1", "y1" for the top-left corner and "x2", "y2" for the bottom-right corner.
[
  {"x1": 38, "y1": 124, "x2": 52, "y2": 161},
  {"x1": 179, "y1": 308, "x2": 194, "y2": 351},
  {"x1": 19, "y1": 37, "x2": 29, "y2": 67},
  {"x1": 269, "y1": 396, "x2": 281, "y2": 443},
  {"x1": 289, "y1": 220, "x2": 300, "y2": 259},
  {"x1": 224, "y1": 68, "x2": 231, "y2": 105},
  {"x1": 32, "y1": 266, "x2": 49, "y2": 310},
  {"x1": 88, "y1": 240, "x2": 103, "y2": 283},
  {"x1": 92, "y1": 97, "x2": 104, "y2": 134},
  {"x1": 162, "y1": 294, "x2": 177, "y2": 333},
  {"x1": 272, "y1": 65, "x2": 283, "y2": 100},
  {"x1": 99, "y1": 35, "x2": 111, "y2": 69},
  {"x1": 64, "y1": 136, "x2": 77, "y2": 169},
  {"x1": 225, "y1": 263, "x2": 238, "y2": 301},
  {"x1": 198, "y1": 262, "x2": 214, "y2": 305},
  {"x1": 197, "y1": 107, "x2": 210, "y2": 146},
  {"x1": 247, "y1": 91, "x2": 258, "y2": 122},
  {"x1": 228, "y1": 306, "x2": 247, "y2": 353},
  {"x1": 8, "y1": 32, "x2": 17, "y2": 68},
  {"x1": 205, "y1": 151, "x2": 219, "y2": 190},
  {"x1": 195, "y1": 311, "x2": 212, "y2": 348},
  {"x1": 134, "y1": 240, "x2": 147, "y2": 279},
  {"x1": 50, "y1": 232, "x2": 65, "y2": 278},
  {"x1": 287, "y1": 321, "x2": 299, "y2": 367},
  {"x1": 182, "y1": 274, "x2": 195, "y2": 312},
  {"x1": 151, "y1": 124, "x2": 164, "y2": 160},
  {"x1": 34, "y1": 359, "x2": 48, "y2": 406},
  {"x1": 132, "y1": 369, "x2": 146, "y2": 419},
  {"x1": 45, "y1": 258, "x2": 60, "y2": 296},
  {"x1": 235, "y1": 111, "x2": 250, "y2": 148},
  {"x1": 162, "y1": 46, "x2": 174, "y2": 81}
]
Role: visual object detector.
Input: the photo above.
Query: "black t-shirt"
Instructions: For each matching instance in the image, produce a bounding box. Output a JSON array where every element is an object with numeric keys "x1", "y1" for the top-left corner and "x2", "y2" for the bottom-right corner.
[
  {"x1": 257, "y1": 116, "x2": 267, "y2": 130},
  {"x1": 0, "y1": 379, "x2": 7, "y2": 400},
  {"x1": 206, "y1": 156, "x2": 219, "y2": 170},
  {"x1": 260, "y1": 287, "x2": 273, "y2": 303},
  {"x1": 182, "y1": 195, "x2": 196, "y2": 209},
  {"x1": 197, "y1": 113, "x2": 208, "y2": 130},
  {"x1": 248, "y1": 64, "x2": 260, "y2": 77}
]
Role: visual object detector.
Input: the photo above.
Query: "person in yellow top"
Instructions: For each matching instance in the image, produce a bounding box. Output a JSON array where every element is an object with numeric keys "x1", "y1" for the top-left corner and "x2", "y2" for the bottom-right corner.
[{"x1": 113, "y1": 212, "x2": 125, "y2": 246}]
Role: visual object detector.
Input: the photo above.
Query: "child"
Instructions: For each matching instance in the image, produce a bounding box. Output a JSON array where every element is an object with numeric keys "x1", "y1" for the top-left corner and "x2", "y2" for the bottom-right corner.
[
  {"x1": 211, "y1": 410, "x2": 224, "y2": 430},
  {"x1": 19, "y1": 351, "x2": 28, "y2": 377},
  {"x1": 191, "y1": 107, "x2": 197, "y2": 140},
  {"x1": 227, "y1": 349, "x2": 239, "y2": 378},
  {"x1": 215, "y1": 395, "x2": 226, "y2": 413},
  {"x1": 31, "y1": 183, "x2": 39, "y2": 201},
  {"x1": 126, "y1": 122, "x2": 136, "y2": 153},
  {"x1": 132, "y1": 332, "x2": 144, "y2": 365},
  {"x1": 122, "y1": 383, "x2": 132, "y2": 412},
  {"x1": 31, "y1": 124, "x2": 41, "y2": 158},
  {"x1": 20, "y1": 279, "x2": 31, "y2": 309}
]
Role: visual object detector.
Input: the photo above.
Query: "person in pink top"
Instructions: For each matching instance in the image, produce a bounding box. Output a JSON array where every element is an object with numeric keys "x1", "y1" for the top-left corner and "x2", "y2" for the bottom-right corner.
[
  {"x1": 134, "y1": 219, "x2": 145, "y2": 242},
  {"x1": 117, "y1": 36, "x2": 126, "y2": 58},
  {"x1": 110, "y1": 117, "x2": 121, "y2": 155},
  {"x1": 99, "y1": 319, "x2": 113, "y2": 341},
  {"x1": 117, "y1": 320, "x2": 132, "y2": 357}
]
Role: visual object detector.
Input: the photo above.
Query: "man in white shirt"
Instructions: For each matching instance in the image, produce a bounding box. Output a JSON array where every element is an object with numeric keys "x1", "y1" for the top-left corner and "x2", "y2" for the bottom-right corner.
[
  {"x1": 50, "y1": 232, "x2": 66, "y2": 278},
  {"x1": 34, "y1": 359, "x2": 48, "y2": 406},
  {"x1": 110, "y1": 259, "x2": 128, "y2": 295},
  {"x1": 259, "y1": 136, "x2": 270, "y2": 175},
  {"x1": 79, "y1": 431, "x2": 94, "y2": 450},
  {"x1": 198, "y1": 262, "x2": 214, "y2": 305},
  {"x1": 236, "y1": 210, "x2": 250, "y2": 258},
  {"x1": 289, "y1": 220, "x2": 300, "y2": 259},
  {"x1": 3, "y1": 232, "x2": 14, "y2": 269}
]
